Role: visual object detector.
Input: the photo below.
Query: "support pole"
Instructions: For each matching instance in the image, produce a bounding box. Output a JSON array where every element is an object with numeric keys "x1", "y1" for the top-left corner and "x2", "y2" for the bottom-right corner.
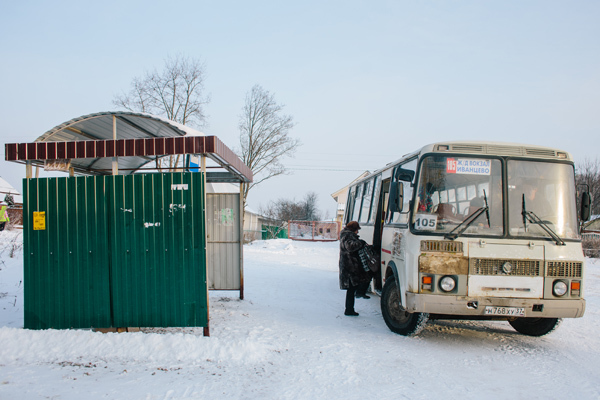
[
  {"x1": 112, "y1": 115, "x2": 118, "y2": 175},
  {"x1": 26, "y1": 161, "x2": 32, "y2": 179},
  {"x1": 239, "y1": 181, "x2": 244, "y2": 300},
  {"x1": 201, "y1": 154, "x2": 211, "y2": 336}
]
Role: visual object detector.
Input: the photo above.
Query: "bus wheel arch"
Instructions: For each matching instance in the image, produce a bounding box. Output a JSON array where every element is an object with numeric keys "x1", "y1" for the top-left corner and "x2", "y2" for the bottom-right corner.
[
  {"x1": 384, "y1": 262, "x2": 399, "y2": 288},
  {"x1": 380, "y1": 271, "x2": 429, "y2": 336}
]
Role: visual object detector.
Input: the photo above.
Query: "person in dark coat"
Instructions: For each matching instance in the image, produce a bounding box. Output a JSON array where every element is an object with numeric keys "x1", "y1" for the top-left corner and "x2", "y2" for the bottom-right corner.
[{"x1": 339, "y1": 221, "x2": 371, "y2": 316}]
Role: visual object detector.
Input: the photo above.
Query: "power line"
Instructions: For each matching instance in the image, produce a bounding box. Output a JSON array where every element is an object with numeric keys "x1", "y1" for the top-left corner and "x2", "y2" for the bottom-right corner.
[
  {"x1": 287, "y1": 167, "x2": 374, "y2": 172},
  {"x1": 297, "y1": 151, "x2": 398, "y2": 157}
]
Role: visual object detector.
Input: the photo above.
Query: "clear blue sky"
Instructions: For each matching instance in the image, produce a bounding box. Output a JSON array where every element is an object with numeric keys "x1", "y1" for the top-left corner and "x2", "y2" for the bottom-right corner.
[{"x1": 1, "y1": 1, "x2": 599, "y2": 216}]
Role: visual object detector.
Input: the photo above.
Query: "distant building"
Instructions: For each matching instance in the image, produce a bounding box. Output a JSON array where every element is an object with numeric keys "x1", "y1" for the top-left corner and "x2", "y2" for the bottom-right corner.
[
  {"x1": 0, "y1": 177, "x2": 22, "y2": 204},
  {"x1": 244, "y1": 207, "x2": 265, "y2": 242},
  {"x1": 330, "y1": 171, "x2": 370, "y2": 225}
]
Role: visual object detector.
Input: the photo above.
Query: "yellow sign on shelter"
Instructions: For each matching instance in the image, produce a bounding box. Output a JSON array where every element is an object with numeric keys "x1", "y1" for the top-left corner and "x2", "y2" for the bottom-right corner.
[{"x1": 33, "y1": 212, "x2": 46, "y2": 231}]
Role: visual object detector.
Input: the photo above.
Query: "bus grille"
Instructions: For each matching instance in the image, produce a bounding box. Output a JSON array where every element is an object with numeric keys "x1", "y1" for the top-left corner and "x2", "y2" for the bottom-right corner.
[
  {"x1": 525, "y1": 148, "x2": 557, "y2": 157},
  {"x1": 470, "y1": 258, "x2": 541, "y2": 276},
  {"x1": 450, "y1": 144, "x2": 485, "y2": 153},
  {"x1": 420, "y1": 240, "x2": 463, "y2": 253},
  {"x1": 546, "y1": 261, "x2": 583, "y2": 277},
  {"x1": 487, "y1": 145, "x2": 523, "y2": 156}
]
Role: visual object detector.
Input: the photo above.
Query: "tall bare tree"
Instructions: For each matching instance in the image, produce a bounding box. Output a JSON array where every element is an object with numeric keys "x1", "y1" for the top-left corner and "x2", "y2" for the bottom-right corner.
[
  {"x1": 301, "y1": 192, "x2": 321, "y2": 221},
  {"x1": 113, "y1": 54, "x2": 209, "y2": 170},
  {"x1": 237, "y1": 85, "x2": 300, "y2": 207},
  {"x1": 576, "y1": 157, "x2": 600, "y2": 216}
]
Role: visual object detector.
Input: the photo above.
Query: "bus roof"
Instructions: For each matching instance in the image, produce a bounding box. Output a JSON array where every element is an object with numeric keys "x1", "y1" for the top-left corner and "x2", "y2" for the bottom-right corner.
[
  {"x1": 417, "y1": 140, "x2": 572, "y2": 161},
  {"x1": 356, "y1": 140, "x2": 573, "y2": 185}
]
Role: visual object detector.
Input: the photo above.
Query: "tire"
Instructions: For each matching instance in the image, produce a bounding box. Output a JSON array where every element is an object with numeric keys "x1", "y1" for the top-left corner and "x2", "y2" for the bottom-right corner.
[
  {"x1": 508, "y1": 317, "x2": 562, "y2": 337},
  {"x1": 381, "y1": 277, "x2": 429, "y2": 336}
]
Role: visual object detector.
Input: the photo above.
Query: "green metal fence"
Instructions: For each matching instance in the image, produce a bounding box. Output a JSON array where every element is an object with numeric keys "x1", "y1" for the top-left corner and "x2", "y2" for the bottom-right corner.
[
  {"x1": 23, "y1": 173, "x2": 207, "y2": 330},
  {"x1": 261, "y1": 224, "x2": 288, "y2": 240}
]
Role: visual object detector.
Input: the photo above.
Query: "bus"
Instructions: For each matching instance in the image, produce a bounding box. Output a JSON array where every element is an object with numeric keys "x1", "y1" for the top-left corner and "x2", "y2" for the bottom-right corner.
[{"x1": 344, "y1": 141, "x2": 592, "y2": 336}]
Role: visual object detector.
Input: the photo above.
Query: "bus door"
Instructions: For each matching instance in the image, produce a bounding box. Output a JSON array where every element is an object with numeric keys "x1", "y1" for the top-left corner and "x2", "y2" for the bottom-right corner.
[{"x1": 371, "y1": 177, "x2": 389, "y2": 291}]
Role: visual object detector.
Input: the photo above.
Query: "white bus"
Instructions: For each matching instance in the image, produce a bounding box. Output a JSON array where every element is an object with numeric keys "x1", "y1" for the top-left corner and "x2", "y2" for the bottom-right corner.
[{"x1": 345, "y1": 141, "x2": 592, "y2": 336}]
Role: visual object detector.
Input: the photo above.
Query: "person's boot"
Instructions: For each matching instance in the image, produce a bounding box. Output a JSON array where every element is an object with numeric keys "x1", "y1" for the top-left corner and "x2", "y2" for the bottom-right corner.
[{"x1": 344, "y1": 310, "x2": 359, "y2": 316}]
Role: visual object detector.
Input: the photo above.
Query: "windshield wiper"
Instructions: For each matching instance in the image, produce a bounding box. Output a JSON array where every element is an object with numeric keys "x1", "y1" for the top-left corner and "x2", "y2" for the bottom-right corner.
[
  {"x1": 483, "y1": 189, "x2": 491, "y2": 228},
  {"x1": 445, "y1": 191, "x2": 491, "y2": 241},
  {"x1": 521, "y1": 194, "x2": 565, "y2": 246}
]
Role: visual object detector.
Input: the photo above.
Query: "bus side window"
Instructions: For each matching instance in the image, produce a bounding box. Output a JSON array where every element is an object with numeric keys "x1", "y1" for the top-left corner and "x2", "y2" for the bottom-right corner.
[
  {"x1": 382, "y1": 179, "x2": 390, "y2": 224},
  {"x1": 368, "y1": 176, "x2": 382, "y2": 224},
  {"x1": 389, "y1": 180, "x2": 413, "y2": 225},
  {"x1": 359, "y1": 180, "x2": 373, "y2": 224},
  {"x1": 387, "y1": 159, "x2": 416, "y2": 225},
  {"x1": 352, "y1": 184, "x2": 363, "y2": 221},
  {"x1": 345, "y1": 187, "x2": 355, "y2": 225},
  {"x1": 402, "y1": 180, "x2": 413, "y2": 216}
]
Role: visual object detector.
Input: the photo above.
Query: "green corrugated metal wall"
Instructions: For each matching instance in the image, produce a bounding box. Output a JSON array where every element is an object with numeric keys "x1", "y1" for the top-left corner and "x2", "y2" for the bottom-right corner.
[{"x1": 23, "y1": 173, "x2": 207, "y2": 330}]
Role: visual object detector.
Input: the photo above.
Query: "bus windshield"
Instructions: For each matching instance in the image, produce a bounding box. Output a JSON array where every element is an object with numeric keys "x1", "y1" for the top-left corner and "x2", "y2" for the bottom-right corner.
[
  {"x1": 507, "y1": 160, "x2": 579, "y2": 240},
  {"x1": 412, "y1": 155, "x2": 579, "y2": 240},
  {"x1": 413, "y1": 155, "x2": 503, "y2": 236}
]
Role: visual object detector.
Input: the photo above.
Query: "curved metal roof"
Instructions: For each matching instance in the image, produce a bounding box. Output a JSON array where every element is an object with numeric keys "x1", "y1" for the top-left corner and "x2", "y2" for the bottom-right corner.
[
  {"x1": 37, "y1": 111, "x2": 195, "y2": 142},
  {"x1": 33, "y1": 111, "x2": 196, "y2": 175},
  {"x1": 5, "y1": 111, "x2": 252, "y2": 182}
]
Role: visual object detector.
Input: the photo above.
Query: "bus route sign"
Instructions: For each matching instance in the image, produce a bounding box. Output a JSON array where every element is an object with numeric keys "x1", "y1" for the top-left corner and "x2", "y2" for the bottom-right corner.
[{"x1": 447, "y1": 158, "x2": 491, "y2": 175}]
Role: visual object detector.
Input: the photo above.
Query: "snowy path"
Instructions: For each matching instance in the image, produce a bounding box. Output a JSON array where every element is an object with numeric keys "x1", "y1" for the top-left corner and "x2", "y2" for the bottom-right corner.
[{"x1": 0, "y1": 236, "x2": 599, "y2": 399}]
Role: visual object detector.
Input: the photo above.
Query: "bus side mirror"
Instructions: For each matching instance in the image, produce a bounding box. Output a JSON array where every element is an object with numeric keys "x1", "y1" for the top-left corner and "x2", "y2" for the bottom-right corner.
[
  {"x1": 389, "y1": 181, "x2": 404, "y2": 213},
  {"x1": 396, "y1": 167, "x2": 414, "y2": 182},
  {"x1": 580, "y1": 192, "x2": 591, "y2": 221}
]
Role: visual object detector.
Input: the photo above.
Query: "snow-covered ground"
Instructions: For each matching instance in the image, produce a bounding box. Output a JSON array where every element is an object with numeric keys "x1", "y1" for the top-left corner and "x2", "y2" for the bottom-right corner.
[{"x1": 1, "y1": 231, "x2": 599, "y2": 399}]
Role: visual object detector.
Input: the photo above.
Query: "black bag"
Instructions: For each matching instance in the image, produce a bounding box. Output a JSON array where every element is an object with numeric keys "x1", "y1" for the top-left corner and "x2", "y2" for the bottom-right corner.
[{"x1": 358, "y1": 245, "x2": 379, "y2": 273}]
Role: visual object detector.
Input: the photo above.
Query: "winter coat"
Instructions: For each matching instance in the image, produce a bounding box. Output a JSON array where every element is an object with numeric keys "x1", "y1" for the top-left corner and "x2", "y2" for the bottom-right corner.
[
  {"x1": 0, "y1": 206, "x2": 8, "y2": 223},
  {"x1": 338, "y1": 228, "x2": 371, "y2": 290}
]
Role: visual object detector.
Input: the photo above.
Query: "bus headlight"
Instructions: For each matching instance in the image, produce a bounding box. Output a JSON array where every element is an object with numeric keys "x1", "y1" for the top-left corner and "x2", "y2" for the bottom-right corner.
[
  {"x1": 439, "y1": 276, "x2": 456, "y2": 292},
  {"x1": 553, "y1": 280, "x2": 568, "y2": 297}
]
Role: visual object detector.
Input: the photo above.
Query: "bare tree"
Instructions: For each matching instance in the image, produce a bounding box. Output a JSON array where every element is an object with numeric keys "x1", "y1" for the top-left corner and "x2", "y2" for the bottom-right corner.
[
  {"x1": 113, "y1": 54, "x2": 209, "y2": 170},
  {"x1": 257, "y1": 201, "x2": 292, "y2": 240},
  {"x1": 237, "y1": 85, "x2": 300, "y2": 207},
  {"x1": 301, "y1": 192, "x2": 321, "y2": 221},
  {"x1": 576, "y1": 157, "x2": 600, "y2": 216},
  {"x1": 260, "y1": 192, "x2": 322, "y2": 222},
  {"x1": 258, "y1": 192, "x2": 323, "y2": 240}
]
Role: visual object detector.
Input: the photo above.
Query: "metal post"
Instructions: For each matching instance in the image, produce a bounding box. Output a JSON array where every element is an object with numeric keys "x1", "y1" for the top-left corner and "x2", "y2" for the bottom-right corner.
[
  {"x1": 26, "y1": 161, "x2": 32, "y2": 179},
  {"x1": 239, "y1": 182, "x2": 244, "y2": 300},
  {"x1": 112, "y1": 115, "x2": 118, "y2": 175},
  {"x1": 201, "y1": 155, "x2": 211, "y2": 335}
]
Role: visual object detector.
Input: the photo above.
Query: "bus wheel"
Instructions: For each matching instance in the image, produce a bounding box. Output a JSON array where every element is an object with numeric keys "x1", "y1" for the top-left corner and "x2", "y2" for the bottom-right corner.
[
  {"x1": 508, "y1": 317, "x2": 562, "y2": 337},
  {"x1": 381, "y1": 277, "x2": 429, "y2": 336}
]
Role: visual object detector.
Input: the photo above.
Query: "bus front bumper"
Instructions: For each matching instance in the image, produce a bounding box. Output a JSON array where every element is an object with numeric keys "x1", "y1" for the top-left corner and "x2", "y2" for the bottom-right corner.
[{"x1": 405, "y1": 293, "x2": 586, "y2": 319}]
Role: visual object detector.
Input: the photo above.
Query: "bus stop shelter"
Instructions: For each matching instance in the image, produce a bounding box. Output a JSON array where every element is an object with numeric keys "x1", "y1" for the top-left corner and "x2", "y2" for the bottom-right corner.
[{"x1": 4, "y1": 112, "x2": 253, "y2": 336}]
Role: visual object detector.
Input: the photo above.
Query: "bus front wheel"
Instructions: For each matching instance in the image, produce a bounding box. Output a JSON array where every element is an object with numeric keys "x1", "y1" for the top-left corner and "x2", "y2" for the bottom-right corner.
[
  {"x1": 508, "y1": 317, "x2": 562, "y2": 337},
  {"x1": 381, "y1": 277, "x2": 429, "y2": 336}
]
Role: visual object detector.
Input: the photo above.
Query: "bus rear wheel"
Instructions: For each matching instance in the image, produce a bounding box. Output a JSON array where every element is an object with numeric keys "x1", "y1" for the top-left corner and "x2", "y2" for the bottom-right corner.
[
  {"x1": 508, "y1": 317, "x2": 562, "y2": 337},
  {"x1": 381, "y1": 277, "x2": 429, "y2": 336}
]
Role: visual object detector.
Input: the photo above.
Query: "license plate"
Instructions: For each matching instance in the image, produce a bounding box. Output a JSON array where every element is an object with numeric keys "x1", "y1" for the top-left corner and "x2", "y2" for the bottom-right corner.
[{"x1": 484, "y1": 306, "x2": 526, "y2": 316}]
